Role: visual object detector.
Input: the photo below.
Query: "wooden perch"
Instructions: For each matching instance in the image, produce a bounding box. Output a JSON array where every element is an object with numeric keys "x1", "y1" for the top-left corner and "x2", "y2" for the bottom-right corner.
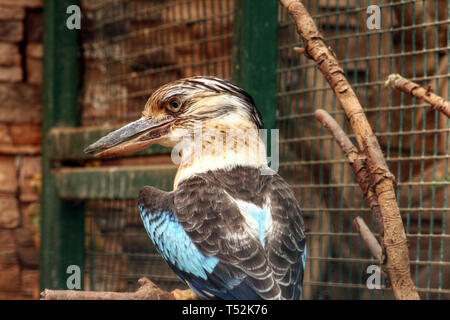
[
  {"x1": 385, "y1": 73, "x2": 450, "y2": 118},
  {"x1": 280, "y1": 0, "x2": 419, "y2": 299},
  {"x1": 40, "y1": 277, "x2": 199, "y2": 300}
]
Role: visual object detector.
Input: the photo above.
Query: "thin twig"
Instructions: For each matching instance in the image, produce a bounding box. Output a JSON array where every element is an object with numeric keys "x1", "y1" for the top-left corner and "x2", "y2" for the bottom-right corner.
[
  {"x1": 385, "y1": 74, "x2": 450, "y2": 118},
  {"x1": 353, "y1": 217, "x2": 383, "y2": 262},
  {"x1": 315, "y1": 109, "x2": 385, "y2": 272},
  {"x1": 314, "y1": 109, "x2": 384, "y2": 237},
  {"x1": 280, "y1": 0, "x2": 419, "y2": 299}
]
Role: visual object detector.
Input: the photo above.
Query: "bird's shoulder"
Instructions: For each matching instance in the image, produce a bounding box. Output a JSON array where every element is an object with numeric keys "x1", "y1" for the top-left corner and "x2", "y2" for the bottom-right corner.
[
  {"x1": 138, "y1": 166, "x2": 304, "y2": 237},
  {"x1": 172, "y1": 166, "x2": 305, "y2": 248},
  {"x1": 138, "y1": 185, "x2": 174, "y2": 213}
]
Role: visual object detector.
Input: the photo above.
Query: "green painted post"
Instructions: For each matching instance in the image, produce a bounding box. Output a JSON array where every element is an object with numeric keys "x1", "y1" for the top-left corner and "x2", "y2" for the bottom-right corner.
[
  {"x1": 41, "y1": 0, "x2": 85, "y2": 290},
  {"x1": 232, "y1": 0, "x2": 278, "y2": 130}
]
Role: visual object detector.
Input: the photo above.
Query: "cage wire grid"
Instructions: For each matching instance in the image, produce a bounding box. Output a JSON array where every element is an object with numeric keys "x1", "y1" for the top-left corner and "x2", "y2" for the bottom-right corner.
[
  {"x1": 80, "y1": 0, "x2": 234, "y2": 126},
  {"x1": 277, "y1": 0, "x2": 450, "y2": 299},
  {"x1": 78, "y1": 0, "x2": 449, "y2": 299}
]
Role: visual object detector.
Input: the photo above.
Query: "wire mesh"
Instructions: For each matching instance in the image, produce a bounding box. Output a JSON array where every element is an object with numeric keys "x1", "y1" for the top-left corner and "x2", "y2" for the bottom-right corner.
[
  {"x1": 277, "y1": 0, "x2": 450, "y2": 299},
  {"x1": 85, "y1": 200, "x2": 183, "y2": 291},
  {"x1": 80, "y1": 0, "x2": 234, "y2": 126}
]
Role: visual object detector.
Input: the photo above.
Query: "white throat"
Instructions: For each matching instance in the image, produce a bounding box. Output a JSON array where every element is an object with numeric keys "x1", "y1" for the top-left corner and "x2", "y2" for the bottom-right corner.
[{"x1": 172, "y1": 125, "x2": 269, "y2": 189}]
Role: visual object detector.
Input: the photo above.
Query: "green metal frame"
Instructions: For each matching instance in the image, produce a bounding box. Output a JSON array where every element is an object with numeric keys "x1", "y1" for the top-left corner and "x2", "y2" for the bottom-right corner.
[
  {"x1": 233, "y1": 0, "x2": 278, "y2": 130},
  {"x1": 40, "y1": 0, "x2": 279, "y2": 292},
  {"x1": 48, "y1": 127, "x2": 171, "y2": 161},
  {"x1": 54, "y1": 166, "x2": 176, "y2": 199},
  {"x1": 41, "y1": 0, "x2": 84, "y2": 290}
]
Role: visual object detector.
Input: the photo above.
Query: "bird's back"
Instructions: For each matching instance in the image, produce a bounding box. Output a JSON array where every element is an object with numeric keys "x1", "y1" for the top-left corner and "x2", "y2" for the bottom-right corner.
[{"x1": 139, "y1": 166, "x2": 306, "y2": 300}]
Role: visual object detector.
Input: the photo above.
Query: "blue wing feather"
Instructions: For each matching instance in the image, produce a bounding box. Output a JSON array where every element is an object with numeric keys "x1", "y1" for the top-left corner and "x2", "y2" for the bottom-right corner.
[
  {"x1": 139, "y1": 204, "x2": 263, "y2": 299},
  {"x1": 139, "y1": 205, "x2": 218, "y2": 280}
]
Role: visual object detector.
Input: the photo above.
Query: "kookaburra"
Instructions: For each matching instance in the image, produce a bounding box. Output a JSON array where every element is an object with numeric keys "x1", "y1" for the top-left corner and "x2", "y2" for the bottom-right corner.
[{"x1": 85, "y1": 76, "x2": 306, "y2": 300}]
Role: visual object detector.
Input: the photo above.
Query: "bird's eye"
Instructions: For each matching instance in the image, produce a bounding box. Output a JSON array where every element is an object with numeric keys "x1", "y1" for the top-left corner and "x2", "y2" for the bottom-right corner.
[{"x1": 167, "y1": 99, "x2": 182, "y2": 112}]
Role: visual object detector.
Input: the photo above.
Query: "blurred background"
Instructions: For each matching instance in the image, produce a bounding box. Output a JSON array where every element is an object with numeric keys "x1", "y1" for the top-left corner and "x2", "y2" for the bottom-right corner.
[{"x1": 0, "y1": 0, "x2": 448, "y2": 300}]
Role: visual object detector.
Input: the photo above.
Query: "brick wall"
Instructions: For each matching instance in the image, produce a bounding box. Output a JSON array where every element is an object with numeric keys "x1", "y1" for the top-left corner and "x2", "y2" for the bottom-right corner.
[{"x1": 0, "y1": 0, "x2": 42, "y2": 299}]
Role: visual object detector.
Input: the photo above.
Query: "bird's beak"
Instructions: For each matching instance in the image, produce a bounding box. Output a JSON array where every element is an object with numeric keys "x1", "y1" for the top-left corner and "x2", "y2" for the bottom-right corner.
[{"x1": 84, "y1": 117, "x2": 175, "y2": 158}]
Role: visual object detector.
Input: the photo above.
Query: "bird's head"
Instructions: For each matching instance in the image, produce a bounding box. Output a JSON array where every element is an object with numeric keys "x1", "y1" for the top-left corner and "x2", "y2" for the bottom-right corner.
[{"x1": 84, "y1": 76, "x2": 265, "y2": 159}]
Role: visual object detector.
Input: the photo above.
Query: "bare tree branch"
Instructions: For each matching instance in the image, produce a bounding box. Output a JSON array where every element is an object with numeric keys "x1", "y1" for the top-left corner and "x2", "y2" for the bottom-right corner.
[
  {"x1": 385, "y1": 73, "x2": 450, "y2": 118},
  {"x1": 280, "y1": 0, "x2": 419, "y2": 299},
  {"x1": 40, "y1": 277, "x2": 197, "y2": 300}
]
